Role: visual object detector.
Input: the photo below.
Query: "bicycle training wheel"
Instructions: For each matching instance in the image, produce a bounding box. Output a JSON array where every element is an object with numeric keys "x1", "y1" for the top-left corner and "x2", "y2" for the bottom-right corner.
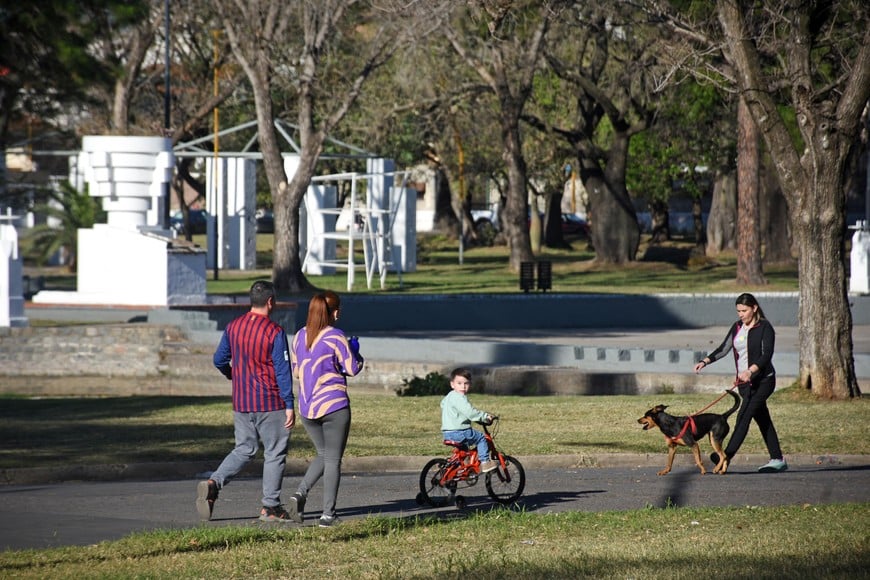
[
  {"x1": 485, "y1": 454, "x2": 525, "y2": 504},
  {"x1": 419, "y1": 458, "x2": 453, "y2": 506}
]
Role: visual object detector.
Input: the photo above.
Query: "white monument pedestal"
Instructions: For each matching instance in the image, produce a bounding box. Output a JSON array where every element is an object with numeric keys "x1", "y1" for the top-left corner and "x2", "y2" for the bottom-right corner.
[{"x1": 33, "y1": 136, "x2": 207, "y2": 307}]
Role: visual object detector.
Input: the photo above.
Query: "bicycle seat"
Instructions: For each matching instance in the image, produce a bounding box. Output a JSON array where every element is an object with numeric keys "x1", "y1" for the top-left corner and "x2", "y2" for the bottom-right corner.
[{"x1": 442, "y1": 440, "x2": 469, "y2": 450}]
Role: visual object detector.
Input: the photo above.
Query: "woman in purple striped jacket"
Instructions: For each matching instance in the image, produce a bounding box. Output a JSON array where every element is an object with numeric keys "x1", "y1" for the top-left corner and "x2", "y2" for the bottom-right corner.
[{"x1": 288, "y1": 290, "x2": 364, "y2": 527}]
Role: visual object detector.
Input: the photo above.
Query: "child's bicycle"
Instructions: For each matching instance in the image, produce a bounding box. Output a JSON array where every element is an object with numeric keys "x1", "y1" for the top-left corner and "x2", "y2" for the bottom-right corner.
[{"x1": 415, "y1": 416, "x2": 526, "y2": 509}]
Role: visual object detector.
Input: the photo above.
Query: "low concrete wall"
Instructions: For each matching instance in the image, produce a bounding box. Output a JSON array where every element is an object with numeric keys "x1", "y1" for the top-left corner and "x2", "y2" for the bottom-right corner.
[
  {"x1": 8, "y1": 293, "x2": 868, "y2": 398},
  {"x1": 295, "y1": 293, "x2": 870, "y2": 333},
  {"x1": 0, "y1": 325, "x2": 183, "y2": 377}
]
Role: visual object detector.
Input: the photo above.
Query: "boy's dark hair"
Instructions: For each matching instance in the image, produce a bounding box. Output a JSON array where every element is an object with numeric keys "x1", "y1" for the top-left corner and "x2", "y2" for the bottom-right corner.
[
  {"x1": 450, "y1": 367, "x2": 471, "y2": 381},
  {"x1": 249, "y1": 280, "x2": 275, "y2": 307}
]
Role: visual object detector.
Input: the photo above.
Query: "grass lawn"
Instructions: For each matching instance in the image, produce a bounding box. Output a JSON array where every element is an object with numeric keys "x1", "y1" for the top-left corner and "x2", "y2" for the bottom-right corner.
[
  {"x1": 1, "y1": 505, "x2": 867, "y2": 579},
  {"x1": 0, "y1": 388, "x2": 867, "y2": 578},
  {"x1": 216, "y1": 232, "x2": 800, "y2": 296},
  {"x1": 1, "y1": 380, "x2": 867, "y2": 578},
  {"x1": 9, "y1": 234, "x2": 863, "y2": 578},
  {"x1": 0, "y1": 386, "x2": 866, "y2": 470},
  {"x1": 25, "y1": 232, "x2": 800, "y2": 297}
]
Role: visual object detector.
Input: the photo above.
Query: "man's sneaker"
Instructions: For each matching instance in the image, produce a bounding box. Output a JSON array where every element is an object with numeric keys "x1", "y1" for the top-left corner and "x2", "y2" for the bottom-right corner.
[
  {"x1": 196, "y1": 480, "x2": 219, "y2": 521},
  {"x1": 318, "y1": 515, "x2": 340, "y2": 528},
  {"x1": 758, "y1": 458, "x2": 788, "y2": 473},
  {"x1": 710, "y1": 452, "x2": 720, "y2": 465},
  {"x1": 480, "y1": 460, "x2": 498, "y2": 473},
  {"x1": 259, "y1": 505, "x2": 292, "y2": 522},
  {"x1": 287, "y1": 492, "x2": 306, "y2": 524}
]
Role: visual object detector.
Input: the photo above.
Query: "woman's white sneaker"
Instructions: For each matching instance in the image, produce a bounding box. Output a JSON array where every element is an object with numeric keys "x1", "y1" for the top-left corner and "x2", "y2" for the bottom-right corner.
[{"x1": 758, "y1": 458, "x2": 788, "y2": 473}]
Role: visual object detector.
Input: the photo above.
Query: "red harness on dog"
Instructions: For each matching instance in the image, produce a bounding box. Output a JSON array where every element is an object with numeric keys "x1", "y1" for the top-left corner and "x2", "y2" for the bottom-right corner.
[
  {"x1": 662, "y1": 386, "x2": 740, "y2": 445},
  {"x1": 665, "y1": 415, "x2": 696, "y2": 444}
]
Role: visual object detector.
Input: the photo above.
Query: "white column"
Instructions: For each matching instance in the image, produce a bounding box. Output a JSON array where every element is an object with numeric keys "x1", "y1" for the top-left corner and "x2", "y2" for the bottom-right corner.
[
  {"x1": 850, "y1": 221, "x2": 870, "y2": 294},
  {"x1": 0, "y1": 220, "x2": 28, "y2": 327},
  {"x1": 391, "y1": 187, "x2": 417, "y2": 273},
  {"x1": 367, "y1": 158, "x2": 395, "y2": 273},
  {"x1": 303, "y1": 185, "x2": 337, "y2": 275},
  {"x1": 205, "y1": 157, "x2": 226, "y2": 269},
  {"x1": 207, "y1": 158, "x2": 257, "y2": 270}
]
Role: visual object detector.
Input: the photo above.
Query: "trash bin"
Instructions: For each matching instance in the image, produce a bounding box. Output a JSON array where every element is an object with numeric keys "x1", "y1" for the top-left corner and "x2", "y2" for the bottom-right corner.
[
  {"x1": 520, "y1": 262, "x2": 535, "y2": 293},
  {"x1": 537, "y1": 260, "x2": 552, "y2": 292}
]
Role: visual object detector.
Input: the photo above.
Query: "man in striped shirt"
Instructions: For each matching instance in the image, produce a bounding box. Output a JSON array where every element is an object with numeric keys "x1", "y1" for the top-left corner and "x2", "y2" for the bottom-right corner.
[{"x1": 196, "y1": 280, "x2": 296, "y2": 522}]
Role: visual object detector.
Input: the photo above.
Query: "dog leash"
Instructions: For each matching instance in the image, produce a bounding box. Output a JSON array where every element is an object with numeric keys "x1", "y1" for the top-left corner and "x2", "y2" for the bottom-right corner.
[{"x1": 691, "y1": 384, "x2": 740, "y2": 416}]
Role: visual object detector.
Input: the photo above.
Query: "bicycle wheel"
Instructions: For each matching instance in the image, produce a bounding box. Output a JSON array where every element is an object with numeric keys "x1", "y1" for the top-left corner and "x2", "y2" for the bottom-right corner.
[
  {"x1": 418, "y1": 458, "x2": 454, "y2": 505},
  {"x1": 485, "y1": 454, "x2": 525, "y2": 504}
]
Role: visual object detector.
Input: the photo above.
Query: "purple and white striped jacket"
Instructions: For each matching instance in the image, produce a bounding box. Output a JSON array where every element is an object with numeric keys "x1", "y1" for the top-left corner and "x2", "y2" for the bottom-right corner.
[{"x1": 291, "y1": 326, "x2": 363, "y2": 419}]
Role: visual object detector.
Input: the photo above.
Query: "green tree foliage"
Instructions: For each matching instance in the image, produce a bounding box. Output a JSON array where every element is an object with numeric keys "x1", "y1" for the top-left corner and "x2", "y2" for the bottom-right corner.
[
  {"x1": 396, "y1": 371, "x2": 450, "y2": 397},
  {"x1": 23, "y1": 181, "x2": 106, "y2": 271},
  {"x1": 0, "y1": 0, "x2": 148, "y2": 147},
  {"x1": 628, "y1": 81, "x2": 730, "y2": 201},
  {"x1": 627, "y1": 80, "x2": 732, "y2": 221}
]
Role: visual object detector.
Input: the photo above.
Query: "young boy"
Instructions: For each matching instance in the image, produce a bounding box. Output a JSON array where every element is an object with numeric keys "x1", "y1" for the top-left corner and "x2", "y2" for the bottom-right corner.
[{"x1": 440, "y1": 367, "x2": 497, "y2": 473}]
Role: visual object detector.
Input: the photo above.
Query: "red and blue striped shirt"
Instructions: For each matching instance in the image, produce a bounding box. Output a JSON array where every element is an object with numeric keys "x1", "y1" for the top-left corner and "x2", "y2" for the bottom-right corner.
[{"x1": 213, "y1": 312, "x2": 294, "y2": 413}]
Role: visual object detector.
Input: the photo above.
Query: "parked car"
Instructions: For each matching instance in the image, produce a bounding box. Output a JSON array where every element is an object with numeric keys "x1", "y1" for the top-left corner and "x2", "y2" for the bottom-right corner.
[
  {"x1": 559, "y1": 213, "x2": 589, "y2": 237},
  {"x1": 473, "y1": 209, "x2": 588, "y2": 239},
  {"x1": 170, "y1": 209, "x2": 210, "y2": 235},
  {"x1": 528, "y1": 212, "x2": 589, "y2": 238},
  {"x1": 256, "y1": 209, "x2": 274, "y2": 233}
]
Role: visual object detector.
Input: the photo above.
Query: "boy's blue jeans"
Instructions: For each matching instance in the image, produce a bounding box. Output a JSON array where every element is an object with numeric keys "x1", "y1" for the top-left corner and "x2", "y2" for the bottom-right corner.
[{"x1": 442, "y1": 428, "x2": 489, "y2": 462}]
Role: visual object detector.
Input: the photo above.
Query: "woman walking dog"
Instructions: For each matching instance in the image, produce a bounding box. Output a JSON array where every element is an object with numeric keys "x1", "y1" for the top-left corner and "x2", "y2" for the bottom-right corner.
[{"x1": 693, "y1": 293, "x2": 788, "y2": 474}]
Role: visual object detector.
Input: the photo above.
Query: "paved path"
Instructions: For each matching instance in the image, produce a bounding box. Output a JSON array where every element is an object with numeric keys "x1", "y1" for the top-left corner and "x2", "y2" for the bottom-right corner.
[{"x1": 1, "y1": 455, "x2": 867, "y2": 551}]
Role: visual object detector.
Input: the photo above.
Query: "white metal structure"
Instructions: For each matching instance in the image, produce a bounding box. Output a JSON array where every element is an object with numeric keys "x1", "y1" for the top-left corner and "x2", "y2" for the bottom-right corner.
[
  {"x1": 302, "y1": 170, "x2": 413, "y2": 291},
  {"x1": 174, "y1": 119, "x2": 418, "y2": 289}
]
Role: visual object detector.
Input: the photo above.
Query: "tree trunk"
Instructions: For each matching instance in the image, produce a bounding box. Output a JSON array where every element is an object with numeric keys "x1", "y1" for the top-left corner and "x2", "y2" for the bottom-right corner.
[
  {"x1": 172, "y1": 157, "x2": 206, "y2": 242},
  {"x1": 256, "y1": 113, "x2": 300, "y2": 293},
  {"x1": 543, "y1": 191, "x2": 568, "y2": 249},
  {"x1": 276, "y1": 148, "x2": 320, "y2": 294},
  {"x1": 735, "y1": 95, "x2": 766, "y2": 285},
  {"x1": 717, "y1": 1, "x2": 865, "y2": 398},
  {"x1": 691, "y1": 196, "x2": 706, "y2": 252},
  {"x1": 761, "y1": 170, "x2": 793, "y2": 264},
  {"x1": 433, "y1": 167, "x2": 459, "y2": 234},
  {"x1": 795, "y1": 168, "x2": 857, "y2": 398},
  {"x1": 649, "y1": 199, "x2": 670, "y2": 244},
  {"x1": 578, "y1": 131, "x2": 640, "y2": 263},
  {"x1": 247, "y1": 58, "x2": 313, "y2": 294},
  {"x1": 706, "y1": 172, "x2": 737, "y2": 256},
  {"x1": 500, "y1": 111, "x2": 534, "y2": 271}
]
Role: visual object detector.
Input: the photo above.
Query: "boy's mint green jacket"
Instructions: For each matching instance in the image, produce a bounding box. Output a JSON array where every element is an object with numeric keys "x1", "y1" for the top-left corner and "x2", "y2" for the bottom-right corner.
[{"x1": 441, "y1": 390, "x2": 488, "y2": 431}]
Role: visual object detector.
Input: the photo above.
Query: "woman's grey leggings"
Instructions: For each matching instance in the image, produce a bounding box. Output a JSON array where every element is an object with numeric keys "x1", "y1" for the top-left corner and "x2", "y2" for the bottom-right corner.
[{"x1": 297, "y1": 407, "x2": 351, "y2": 519}]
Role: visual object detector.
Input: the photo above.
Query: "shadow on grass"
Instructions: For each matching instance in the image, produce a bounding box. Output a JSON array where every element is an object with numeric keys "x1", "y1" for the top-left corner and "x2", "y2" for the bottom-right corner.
[
  {"x1": 640, "y1": 244, "x2": 693, "y2": 266},
  {"x1": 0, "y1": 396, "x2": 316, "y2": 468}
]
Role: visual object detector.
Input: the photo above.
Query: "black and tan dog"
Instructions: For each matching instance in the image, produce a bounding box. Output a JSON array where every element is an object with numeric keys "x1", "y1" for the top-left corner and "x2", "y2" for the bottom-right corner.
[{"x1": 637, "y1": 390, "x2": 740, "y2": 475}]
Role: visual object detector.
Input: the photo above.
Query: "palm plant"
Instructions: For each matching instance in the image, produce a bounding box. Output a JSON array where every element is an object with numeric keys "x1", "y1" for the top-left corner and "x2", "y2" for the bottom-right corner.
[{"x1": 23, "y1": 180, "x2": 106, "y2": 272}]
